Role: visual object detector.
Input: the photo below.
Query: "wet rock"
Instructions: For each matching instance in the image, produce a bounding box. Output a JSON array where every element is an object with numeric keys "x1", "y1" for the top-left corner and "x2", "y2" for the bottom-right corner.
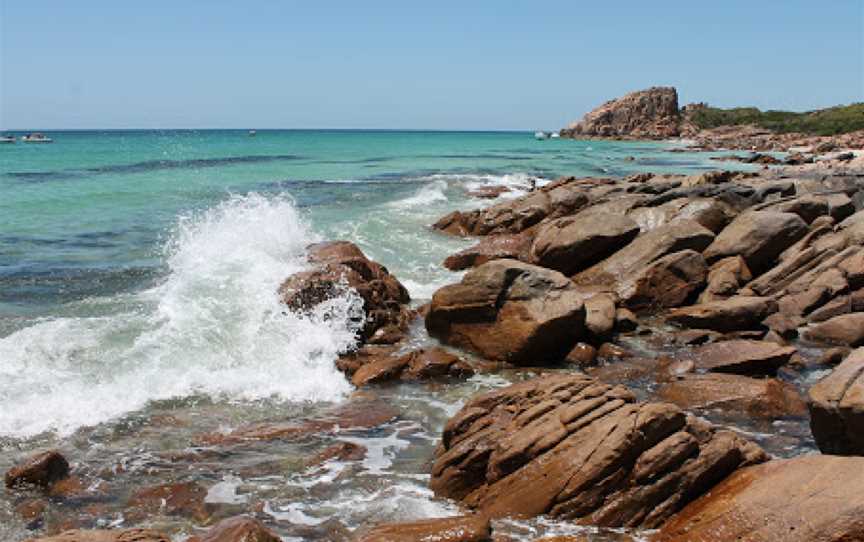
[
  {"x1": 653, "y1": 455, "x2": 864, "y2": 542},
  {"x1": 802, "y1": 312, "x2": 864, "y2": 346},
  {"x1": 354, "y1": 515, "x2": 492, "y2": 542},
  {"x1": 443, "y1": 233, "x2": 533, "y2": 271},
  {"x1": 573, "y1": 219, "x2": 714, "y2": 290},
  {"x1": 529, "y1": 213, "x2": 640, "y2": 275},
  {"x1": 691, "y1": 339, "x2": 796, "y2": 376},
  {"x1": 188, "y1": 516, "x2": 280, "y2": 542},
  {"x1": 698, "y1": 256, "x2": 751, "y2": 303},
  {"x1": 596, "y1": 342, "x2": 632, "y2": 360},
  {"x1": 808, "y1": 347, "x2": 864, "y2": 454},
  {"x1": 703, "y1": 211, "x2": 808, "y2": 274},
  {"x1": 467, "y1": 185, "x2": 512, "y2": 199},
  {"x1": 656, "y1": 373, "x2": 806, "y2": 419},
  {"x1": 125, "y1": 481, "x2": 210, "y2": 524},
  {"x1": 426, "y1": 260, "x2": 586, "y2": 364},
  {"x1": 23, "y1": 530, "x2": 171, "y2": 542},
  {"x1": 672, "y1": 329, "x2": 722, "y2": 346},
  {"x1": 306, "y1": 441, "x2": 368, "y2": 467},
  {"x1": 818, "y1": 347, "x2": 852, "y2": 366},
  {"x1": 5, "y1": 451, "x2": 70, "y2": 490},
  {"x1": 564, "y1": 343, "x2": 597, "y2": 367},
  {"x1": 666, "y1": 296, "x2": 777, "y2": 332},
  {"x1": 433, "y1": 180, "x2": 590, "y2": 236},
  {"x1": 279, "y1": 241, "x2": 412, "y2": 343},
  {"x1": 344, "y1": 346, "x2": 474, "y2": 386},
  {"x1": 615, "y1": 308, "x2": 638, "y2": 332},
  {"x1": 618, "y1": 250, "x2": 707, "y2": 311},
  {"x1": 430, "y1": 373, "x2": 765, "y2": 529}
]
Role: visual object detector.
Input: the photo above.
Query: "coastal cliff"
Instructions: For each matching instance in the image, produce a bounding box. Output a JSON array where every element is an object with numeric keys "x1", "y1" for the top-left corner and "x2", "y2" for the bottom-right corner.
[{"x1": 560, "y1": 86, "x2": 682, "y2": 140}]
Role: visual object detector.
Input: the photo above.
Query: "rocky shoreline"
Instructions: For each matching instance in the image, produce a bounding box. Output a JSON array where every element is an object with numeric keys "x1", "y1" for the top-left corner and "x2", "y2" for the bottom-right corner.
[{"x1": 6, "y1": 148, "x2": 864, "y2": 540}]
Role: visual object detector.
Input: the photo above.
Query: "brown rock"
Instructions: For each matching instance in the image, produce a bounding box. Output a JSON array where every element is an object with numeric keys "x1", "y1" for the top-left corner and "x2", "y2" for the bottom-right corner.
[
  {"x1": 426, "y1": 260, "x2": 586, "y2": 364},
  {"x1": 5, "y1": 451, "x2": 70, "y2": 490},
  {"x1": 306, "y1": 441, "x2": 368, "y2": 467},
  {"x1": 808, "y1": 347, "x2": 864, "y2": 454},
  {"x1": 191, "y1": 516, "x2": 280, "y2": 542},
  {"x1": 279, "y1": 241, "x2": 411, "y2": 343},
  {"x1": 444, "y1": 233, "x2": 533, "y2": 271},
  {"x1": 653, "y1": 455, "x2": 864, "y2": 542},
  {"x1": 698, "y1": 256, "x2": 751, "y2": 303},
  {"x1": 574, "y1": 219, "x2": 715, "y2": 290},
  {"x1": 467, "y1": 185, "x2": 512, "y2": 199},
  {"x1": 529, "y1": 213, "x2": 640, "y2": 275},
  {"x1": 560, "y1": 87, "x2": 681, "y2": 139},
  {"x1": 703, "y1": 211, "x2": 809, "y2": 274},
  {"x1": 618, "y1": 250, "x2": 707, "y2": 311},
  {"x1": 615, "y1": 308, "x2": 638, "y2": 331},
  {"x1": 354, "y1": 515, "x2": 491, "y2": 542},
  {"x1": 657, "y1": 373, "x2": 806, "y2": 419},
  {"x1": 565, "y1": 343, "x2": 597, "y2": 367},
  {"x1": 430, "y1": 373, "x2": 765, "y2": 529},
  {"x1": 402, "y1": 347, "x2": 475, "y2": 380},
  {"x1": 584, "y1": 293, "x2": 617, "y2": 340},
  {"x1": 24, "y1": 530, "x2": 171, "y2": 542},
  {"x1": 666, "y1": 296, "x2": 778, "y2": 332},
  {"x1": 690, "y1": 339, "x2": 796, "y2": 376},
  {"x1": 126, "y1": 481, "x2": 210, "y2": 523},
  {"x1": 802, "y1": 312, "x2": 864, "y2": 346}
]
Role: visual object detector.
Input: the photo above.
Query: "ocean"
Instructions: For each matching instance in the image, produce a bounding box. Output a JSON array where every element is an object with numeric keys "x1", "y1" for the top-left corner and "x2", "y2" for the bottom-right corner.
[{"x1": 0, "y1": 129, "x2": 742, "y2": 540}]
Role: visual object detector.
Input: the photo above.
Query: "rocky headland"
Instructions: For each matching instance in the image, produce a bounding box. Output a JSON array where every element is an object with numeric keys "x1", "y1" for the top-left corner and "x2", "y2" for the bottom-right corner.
[{"x1": 6, "y1": 129, "x2": 864, "y2": 541}]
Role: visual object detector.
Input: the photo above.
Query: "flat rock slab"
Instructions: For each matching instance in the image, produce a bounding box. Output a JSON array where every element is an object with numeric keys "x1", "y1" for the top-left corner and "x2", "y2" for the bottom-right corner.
[
  {"x1": 656, "y1": 373, "x2": 806, "y2": 419},
  {"x1": 666, "y1": 296, "x2": 777, "y2": 332},
  {"x1": 24, "y1": 530, "x2": 171, "y2": 542},
  {"x1": 802, "y1": 312, "x2": 864, "y2": 346},
  {"x1": 808, "y1": 347, "x2": 864, "y2": 454},
  {"x1": 430, "y1": 373, "x2": 765, "y2": 530},
  {"x1": 691, "y1": 339, "x2": 796, "y2": 376},
  {"x1": 653, "y1": 455, "x2": 864, "y2": 542}
]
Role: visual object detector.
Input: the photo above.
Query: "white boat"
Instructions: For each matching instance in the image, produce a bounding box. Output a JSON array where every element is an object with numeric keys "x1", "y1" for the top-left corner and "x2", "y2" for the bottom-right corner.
[
  {"x1": 22, "y1": 133, "x2": 53, "y2": 143},
  {"x1": 248, "y1": 129, "x2": 257, "y2": 137},
  {"x1": 550, "y1": 132, "x2": 561, "y2": 139},
  {"x1": 0, "y1": 135, "x2": 15, "y2": 144},
  {"x1": 534, "y1": 131, "x2": 549, "y2": 140}
]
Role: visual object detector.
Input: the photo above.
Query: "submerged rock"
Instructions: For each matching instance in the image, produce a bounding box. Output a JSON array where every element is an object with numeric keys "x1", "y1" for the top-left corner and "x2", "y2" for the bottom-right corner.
[
  {"x1": 426, "y1": 260, "x2": 586, "y2": 364},
  {"x1": 654, "y1": 455, "x2": 864, "y2": 542},
  {"x1": 125, "y1": 481, "x2": 210, "y2": 524},
  {"x1": 354, "y1": 515, "x2": 491, "y2": 542},
  {"x1": 430, "y1": 373, "x2": 764, "y2": 529},
  {"x1": 808, "y1": 347, "x2": 864, "y2": 454}
]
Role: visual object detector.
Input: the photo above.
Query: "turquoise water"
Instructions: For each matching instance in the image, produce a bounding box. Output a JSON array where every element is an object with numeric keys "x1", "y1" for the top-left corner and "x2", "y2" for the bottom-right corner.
[{"x1": 0, "y1": 130, "x2": 737, "y2": 540}]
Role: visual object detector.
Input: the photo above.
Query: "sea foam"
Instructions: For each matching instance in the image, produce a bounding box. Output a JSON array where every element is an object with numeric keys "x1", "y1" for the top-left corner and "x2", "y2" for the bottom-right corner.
[{"x1": 0, "y1": 193, "x2": 362, "y2": 438}]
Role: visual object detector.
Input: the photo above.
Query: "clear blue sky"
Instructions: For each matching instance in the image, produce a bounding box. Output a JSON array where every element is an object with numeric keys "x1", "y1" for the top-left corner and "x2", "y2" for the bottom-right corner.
[{"x1": 1, "y1": 1, "x2": 862, "y2": 130}]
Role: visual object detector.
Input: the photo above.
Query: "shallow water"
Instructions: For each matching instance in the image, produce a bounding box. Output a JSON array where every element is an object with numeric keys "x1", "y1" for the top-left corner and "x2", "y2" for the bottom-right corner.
[{"x1": 0, "y1": 130, "x2": 752, "y2": 540}]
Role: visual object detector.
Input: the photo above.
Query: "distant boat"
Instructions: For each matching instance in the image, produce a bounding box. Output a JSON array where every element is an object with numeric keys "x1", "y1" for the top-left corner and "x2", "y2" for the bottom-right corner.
[
  {"x1": 0, "y1": 135, "x2": 15, "y2": 144},
  {"x1": 248, "y1": 129, "x2": 257, "y2": 137},
  {"x1": 22, "y1": 133, "x2": 52, "y2": 143},
  {"x1": 550, "y1": 132, "x2": 561, "y2": 139},
  {"x1": 534, "y1": 131, "x2": 549, "y2": 140}
]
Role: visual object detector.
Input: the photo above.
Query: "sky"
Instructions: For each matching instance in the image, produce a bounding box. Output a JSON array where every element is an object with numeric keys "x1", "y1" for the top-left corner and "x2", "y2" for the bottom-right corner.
[{"x1": 1, "y1": 1, "x2": 862, "y2": 130}]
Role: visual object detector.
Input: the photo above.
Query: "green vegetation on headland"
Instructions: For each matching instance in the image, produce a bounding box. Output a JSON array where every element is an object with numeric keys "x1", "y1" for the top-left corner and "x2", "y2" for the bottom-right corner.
[{"x1": 688, "y1": 102, "x2": 864, "y2": 136}]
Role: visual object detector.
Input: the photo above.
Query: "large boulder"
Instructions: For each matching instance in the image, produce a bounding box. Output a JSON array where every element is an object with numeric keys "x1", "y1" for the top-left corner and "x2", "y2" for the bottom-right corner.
[
  {"x1": 808, "y1": 347, "x2": 864, "y2": 454},
  {"x1": 703, "y1": 211, "x2": 808, "y2": 274},
  {"x1": 666, "y1": 296, "x2": 778, "y2": 332},
  {"x1": 653, "y1": 455, "x2": 864, "y2": 542},
  {"x1": 529, "y1": 212, "x2": 640, "y2": 275},
  {"x1": 617, "y1": 250, "x2": 707, "y2": 311},
  {"x1": 432, "y1": 180, "x2": 590, "y2": 236},
  {"x1": 560, "y1": 87, "x2": 681, "y2": 139},
  {"x1": 573, "y1": 219, "x2": 714, "y2": 290},
  {"x1": 279, "y1": 241, "x2": 412, "y2": 343},
  {"x1": 802, "y1": 313, "x2": 864, "y2": 346},
  {"x1": 430, "y1": 373, "x2": 765, "y2": 529},
  {"x1": 426, "y1": 260, "x2": 586, "y2": 364}
]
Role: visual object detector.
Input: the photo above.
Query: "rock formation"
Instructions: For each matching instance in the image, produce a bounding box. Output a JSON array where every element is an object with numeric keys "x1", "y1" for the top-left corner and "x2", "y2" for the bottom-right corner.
[{"x1": 560, "y1": 87, "x2": 682, "y2": 140}]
